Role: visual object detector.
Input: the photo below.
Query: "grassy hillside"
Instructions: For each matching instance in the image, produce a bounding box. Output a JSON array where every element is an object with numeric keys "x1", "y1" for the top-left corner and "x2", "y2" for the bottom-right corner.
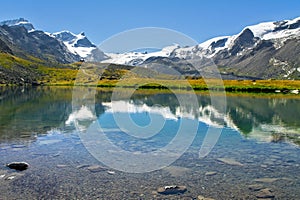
[
  {"x1": 0, "y1": 53, "x2": 78, "y2": 85},
  {"x1": 1, "y1": 53, "x2": 300, "y2": 93}
]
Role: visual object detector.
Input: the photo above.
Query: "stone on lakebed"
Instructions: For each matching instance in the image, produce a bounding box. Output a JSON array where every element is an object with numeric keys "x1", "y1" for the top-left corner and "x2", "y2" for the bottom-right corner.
[
  {"x1": 217, "y1": 158, "x2": 244, "y2": 166},
  {"x1": 157, "y1": 185, "x2": 187, "y2": 195},
  {"x1": 6, "y1": 162, "x2": 29, "y2": 171}
]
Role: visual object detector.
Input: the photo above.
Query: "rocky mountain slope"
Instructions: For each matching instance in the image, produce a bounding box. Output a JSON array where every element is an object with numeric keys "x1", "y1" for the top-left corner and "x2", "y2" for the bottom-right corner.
[
  {"x1": 0, "y1": 19, "x2": 79, "y2": 63},
  {"x1": 0, "y1": 18, "x2": 106, "y2": 63},
  {"x1": 51, "y1": 31, "x2": 107, "y2": 61},
  {"x1": 175, "y1": 16, "x2": 300, "y2": 79},
  {"x1": 0, "y1": 16, "x2": 300, "y2": 84},
  {"x1": 0, "y1": 18, "x2": 107, "y2": 84},
  {"x1": 104, "y1": 16, "x2": 300, "y2": 79}
]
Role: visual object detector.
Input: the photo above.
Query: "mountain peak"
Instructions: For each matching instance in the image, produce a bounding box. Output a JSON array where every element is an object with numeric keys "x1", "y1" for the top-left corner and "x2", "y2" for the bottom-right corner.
[
  {"x1": 236, "y1": 28, "x2": 255, "y2": 44},
  {"x1": 0, "y1": 18, "x2": 35, "y2": 32},
  {"x1": 52, "y1": 30, "x2": 98, "y2": 58},
  {"x1": 245, "y1": 16, "x2": 300, "y2": 40},
  {"x1": 52, "y1": 31, "x2": 77, "y2": 41}
]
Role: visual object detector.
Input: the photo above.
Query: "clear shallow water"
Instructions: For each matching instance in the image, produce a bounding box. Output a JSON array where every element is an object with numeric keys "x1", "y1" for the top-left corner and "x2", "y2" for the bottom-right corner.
[{"x1": 0, "y1": 87, "x2": 300, "y2": 199}]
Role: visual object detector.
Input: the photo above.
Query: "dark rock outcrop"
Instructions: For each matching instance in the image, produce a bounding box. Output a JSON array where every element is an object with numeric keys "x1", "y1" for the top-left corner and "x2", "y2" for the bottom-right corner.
[
  {"x1": 6, "y1": 162, "x2": 29, "y2": 171},
  {"x1": 0, "y1": 25, "x2": 80, "y2": 63},
  {"x1": 157, "y1": 185, "x2": 187, "y2": 195}
]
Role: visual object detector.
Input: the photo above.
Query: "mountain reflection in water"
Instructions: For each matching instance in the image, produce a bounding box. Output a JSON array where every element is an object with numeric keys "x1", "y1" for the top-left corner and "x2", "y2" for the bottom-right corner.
[{"x1": 0, "y1": 87, "x2": 299, "y2": 146}]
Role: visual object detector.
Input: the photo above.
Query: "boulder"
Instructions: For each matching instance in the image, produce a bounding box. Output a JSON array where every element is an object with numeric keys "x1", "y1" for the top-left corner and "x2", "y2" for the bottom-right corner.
[
  {"x1": 217, "y1": 158, "x2": 244, "y2": 166},
  {"x1": 197, "y1": 195, "x2": 215, "y2": 200},
  {"x1": 256, "y1": 188, "x2": 275, "y2": 199},
  {"x1": 87, "y1": 165, "x2": 106, "y2": 172},
  {"x1": 205, "y1": 171, "x2": 217, "y2": 176},
  {"x1": 157, "y1": 185, "x2": 187, "y2": 195},
  {"x1": 6, "y1": 162, "x2": 29, "y2": 171}
]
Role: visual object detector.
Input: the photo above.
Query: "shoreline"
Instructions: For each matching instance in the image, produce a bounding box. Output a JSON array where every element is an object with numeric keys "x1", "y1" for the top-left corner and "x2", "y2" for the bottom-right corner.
[{"x1": 1, "y1": 79, "x2": 299, "y2": 94}]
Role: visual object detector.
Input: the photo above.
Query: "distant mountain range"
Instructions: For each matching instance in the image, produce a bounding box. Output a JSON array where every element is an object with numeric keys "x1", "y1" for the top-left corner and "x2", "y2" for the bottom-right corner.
[
  {"x1": 0, "y1": 18, "x2": 107, "y2": 63},
  {"x1": 0, "y1": 17, "x2": 300, "y2": 82},
  {"x1": 106, "y1": 16, "x2": 300, "y2": 79}
]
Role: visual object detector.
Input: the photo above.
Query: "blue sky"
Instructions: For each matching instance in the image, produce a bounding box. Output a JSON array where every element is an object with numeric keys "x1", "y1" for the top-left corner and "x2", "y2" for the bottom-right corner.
[{"x1": 1, "y1": 0, "x2": 300, "y2": 45}]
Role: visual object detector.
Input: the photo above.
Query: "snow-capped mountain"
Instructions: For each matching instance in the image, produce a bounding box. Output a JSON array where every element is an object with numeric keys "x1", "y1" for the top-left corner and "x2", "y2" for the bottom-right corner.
[
  {"x1": 1, "y1": 16, "x2": 300, "y2": 79},
  {"x1": 169, "y1": 17, "x2": 298, "y2": 59},
  {"x1": 0, "y1": 18, "x2": 107, "y2": 62},
  {"x1": 0, "y1": 18, "x2": 80, "y2": 63},
  {"x1": 51, "y1": 31, "x2": 107, "y2": 60},
  {"x1": 103, "y1": 44, "x2": 180, "y2": 66},
  {"x1": 103, "y1": 16, "x2": 300, "y2": 79},
  {"x1": 51, "y1": 31, "x2": 96, "y2": 58},
  {"x1": 172, "y1": 16, "x2": 300, "y2": 59},
  {"x1": 0, "y1": 18, "x2": 35, "y2": 32}
]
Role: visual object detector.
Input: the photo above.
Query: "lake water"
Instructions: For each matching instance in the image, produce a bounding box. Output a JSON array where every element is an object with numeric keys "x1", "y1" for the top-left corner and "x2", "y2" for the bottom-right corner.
[{"x1": 0, "y1": 86, "x2": 300, "y2": 199}]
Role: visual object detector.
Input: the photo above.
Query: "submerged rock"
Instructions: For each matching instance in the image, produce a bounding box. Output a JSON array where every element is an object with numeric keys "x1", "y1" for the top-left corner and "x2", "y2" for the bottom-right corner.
[
  {"x1": 157, "y1": 185, "x2": 187, "y2": 195},
  {"x1": 11, "y1": 144, "x2": 26, "y2": 148},
  {"x1": 107, "y1": 170, "x2": 115, "y2": 175},
  {"x1": 256, "y1": 188, "x2": 275, "y2": 199},
  {"x1": 39, "y1": 139, "x2": 62, "y2": 145},
  {"x1": 205, "y1": 171, "x2": 217, "y2": 176},
  {"x1": 5, "y1": 176, "x2": 15, "y2": 180},
  {"x1": 87, "y1": 165, "x2": 106, "y2": 172},
  {"x1": 248, "y1": 184, "x2": 264, "y2": 191},
  {"x1": 197, "y1": 195, "x2": 215, "y2": 200},
  {"x1": 76, "y1": 164, "x2": 90, "y2": 169},
  {"x1": 56, "y1": 164, "x2": 68, "y2": 168},
  {"x1": 6, "y1": 162, "x2": 29, "y2": 171},
  {"x1": 4, "y1": 172, "x2": 24, "y2": 181},
  {"x1": 217, "y1": 158, "x2": 244, "y2": 166},
  {"x1": 254, "y1": 178, "x2": 279, "y2": 183}
]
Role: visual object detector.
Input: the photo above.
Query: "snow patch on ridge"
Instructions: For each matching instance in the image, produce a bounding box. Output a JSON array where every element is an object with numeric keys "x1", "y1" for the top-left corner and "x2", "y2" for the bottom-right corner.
[
  {"x1": 103, "y1": 44, "x2": 180, "y2": 65},
  {"x1": 52, "y1": 31, "x2": 96, "y2": 58}
]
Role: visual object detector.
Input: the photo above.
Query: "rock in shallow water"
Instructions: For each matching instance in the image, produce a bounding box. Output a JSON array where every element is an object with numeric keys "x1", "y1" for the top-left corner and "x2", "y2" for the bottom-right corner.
[
  {"x1": 157, "y1": 185, "x2": 187, "y2": 195},
  {"x1": 4, "y1": 172, "x2": 24, "y2": 181},
  {"x1": 76, "y1": 164, "x2": 90, "y2": 169},
  {"x1": 217, "y1": 158, "x2": 244, "y2": 166},
  {"x1": 56, "y1": 164, "x2": 68, "y2": 168},
  {"x1": 107, "y1": 170, "x2": 115, "y2": 175},
  {"x1": 11, "y1": 144, "x2": 26, "y2": 148},
  {"x1": 254, "y1": 178, "x2": 279, "y2": 183},
  {"x1": 197, "y1": 195, "x2": 215, "y2": 200},
  {"x1": 256, "y1": 188, "x2": 275, "y2": 199},
  {"x1": 87, "y1": 165, "x2": 107, "y2": 172},
  {"x1": 248, "y1": 184, "x2": 264, "y2": 191},
  {"x1": 6, "y1": 162, "x2": 29, "y2": 171},
  {"x1": 205, "y1": 171, "x2": 217, "y2": 176}
]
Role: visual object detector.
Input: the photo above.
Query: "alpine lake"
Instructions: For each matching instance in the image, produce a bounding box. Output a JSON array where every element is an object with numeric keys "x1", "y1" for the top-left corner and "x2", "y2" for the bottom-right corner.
[{"x1": 0, "y1": 86, "x2": 300, "y2": 199}]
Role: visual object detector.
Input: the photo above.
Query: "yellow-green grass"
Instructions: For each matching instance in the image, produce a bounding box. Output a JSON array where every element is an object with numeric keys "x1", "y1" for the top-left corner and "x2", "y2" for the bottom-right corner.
[
  {"x1": 190, "y1": 79, "x2": 300, "y2": 91},
  {"x1": 0, "y1": 53, "x2": 79, "y2": 85},
  {"x1": 1, "y1": 52, "x2": 300, "y2": 93},
  {"x1": 37, "y1": 67, "x2": 78, "y2": 85},
  {"x1": 42, "y1": 75, "x2": 300, "y2": 93},
  {"x1": 93, "y1": 78, "x2": 300, "y2": 91},
  {"x1": 0, "y1": 53, "x2": 35, "y2": 69}
]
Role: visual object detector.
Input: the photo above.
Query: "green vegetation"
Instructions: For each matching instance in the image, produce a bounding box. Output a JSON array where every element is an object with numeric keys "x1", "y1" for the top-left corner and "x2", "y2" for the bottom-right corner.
[
  {"x1": 1, "y1": 53, "x2": 300, "y2": 93},
  {"x1": 37, "y1": 67, "x2": 78, "y2": 85},
  {"x1": 0, "y1": 53, "x2": 78, "y2": 85},
  {"x1": 190, "y1": 79, "x2": 300, "y2": 92},
  {"x1": 0, "y1": 53, "x2": 35, "y2": 69}
]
